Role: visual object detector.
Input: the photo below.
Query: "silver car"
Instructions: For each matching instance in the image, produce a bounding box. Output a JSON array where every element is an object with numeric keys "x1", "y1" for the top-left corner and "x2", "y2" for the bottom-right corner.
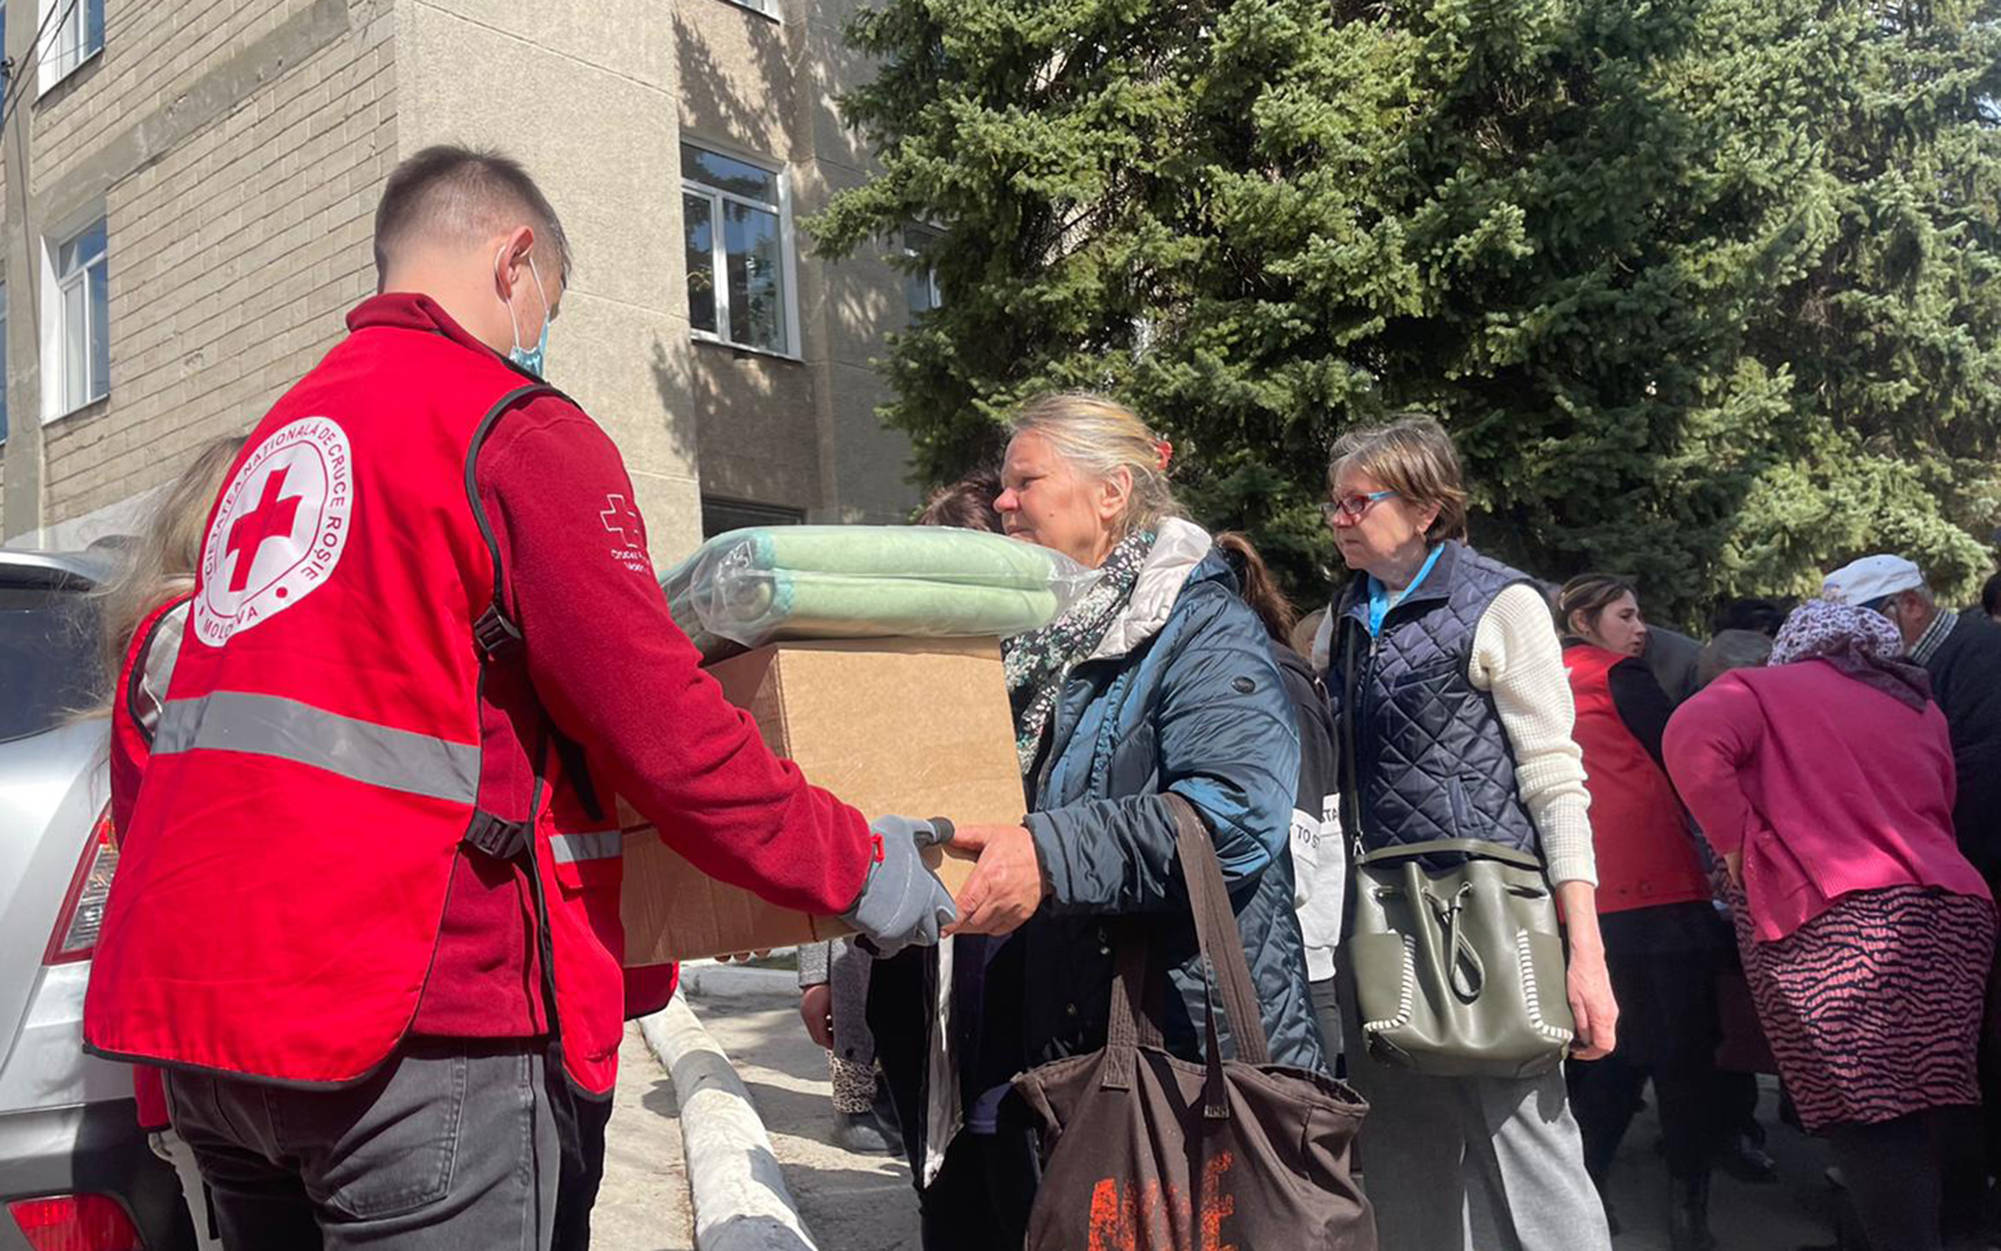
[{"x1": 0, "y1": 551, "x2": 194, "y2": 1250}]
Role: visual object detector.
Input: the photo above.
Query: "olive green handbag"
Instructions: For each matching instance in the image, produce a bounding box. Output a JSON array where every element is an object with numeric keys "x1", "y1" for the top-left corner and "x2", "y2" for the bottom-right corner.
[
  {"x1": 1333, "y1": 613, "x2": 1574, "y2": 1079},
  {"x1": 1345, "y1": 838, "x2": 1574, "y2": 1078}
]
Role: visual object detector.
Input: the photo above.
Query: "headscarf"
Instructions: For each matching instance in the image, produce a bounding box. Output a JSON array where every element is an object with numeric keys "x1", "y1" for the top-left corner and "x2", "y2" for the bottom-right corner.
[
  {"x1": 1002, "y1": 528, "x2": 1157, "y2": 773},
  {"x1": 1768, "y1": 597, "x2": 1931, "y2": 711}
]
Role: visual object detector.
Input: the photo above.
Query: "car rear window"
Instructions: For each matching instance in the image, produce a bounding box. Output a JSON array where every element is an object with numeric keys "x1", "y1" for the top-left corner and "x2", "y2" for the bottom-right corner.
[{"x1": 0, "y1": 583, "x2": 104, "y2": 742}]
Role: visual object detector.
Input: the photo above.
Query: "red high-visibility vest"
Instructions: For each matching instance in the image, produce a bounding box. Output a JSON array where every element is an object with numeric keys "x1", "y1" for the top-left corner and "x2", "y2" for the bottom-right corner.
[
  {"x1": 85, "y1": 310, "x2": 630, "y2": 1095},
  {"x1": 1563, "y1": 645, "x2": 1712, "y2": 914}
]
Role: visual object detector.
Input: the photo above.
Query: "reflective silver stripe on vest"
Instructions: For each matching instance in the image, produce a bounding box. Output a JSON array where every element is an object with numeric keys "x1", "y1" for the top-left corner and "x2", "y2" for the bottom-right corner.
[
  {"x1": 153, "y1": 691, "x2": 480, "y2": 805},
  {"x1": 549, "y1": 830, "x2": 623, "y2": 864}
]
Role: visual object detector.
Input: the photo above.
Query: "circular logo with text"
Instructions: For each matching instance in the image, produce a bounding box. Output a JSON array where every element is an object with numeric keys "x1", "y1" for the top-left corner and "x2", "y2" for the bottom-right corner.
[{"x1": 192, "y1": 417, "x2": 354, "y2": 646}]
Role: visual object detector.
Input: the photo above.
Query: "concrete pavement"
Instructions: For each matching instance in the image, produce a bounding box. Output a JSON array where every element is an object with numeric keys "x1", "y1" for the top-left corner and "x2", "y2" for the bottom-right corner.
[
  {"x1": 678, "y1": 962, "x2": 921, "y2": 1251},
  {"x1": 594, "y1": 1024, "x2": 696, "y2": 1251},
  {"x1": 606, "y1": 961, "x2": 1844, "y2": 1250}
]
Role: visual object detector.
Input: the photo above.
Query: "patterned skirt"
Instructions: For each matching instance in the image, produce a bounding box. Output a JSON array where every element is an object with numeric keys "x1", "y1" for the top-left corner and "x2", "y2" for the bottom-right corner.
[{"x1": 1731, "y1": 883, "x2": 1996, "y2": 1133}]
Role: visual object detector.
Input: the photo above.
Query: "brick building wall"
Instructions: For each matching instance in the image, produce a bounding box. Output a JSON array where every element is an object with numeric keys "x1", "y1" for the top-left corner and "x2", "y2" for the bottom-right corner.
[{"x1": 1, "y1": 0, "x2": 393, "y2": 543}]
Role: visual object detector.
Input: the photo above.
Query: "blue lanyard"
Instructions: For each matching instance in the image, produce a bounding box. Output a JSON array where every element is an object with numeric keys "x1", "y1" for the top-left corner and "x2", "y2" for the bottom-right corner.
[{"x1": 1365, "y1": 545, "x2": 1444, "y2": 636}]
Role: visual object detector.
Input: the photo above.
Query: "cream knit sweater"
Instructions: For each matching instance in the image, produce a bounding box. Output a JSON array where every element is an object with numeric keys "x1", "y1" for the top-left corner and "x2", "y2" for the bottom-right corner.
[{"x1": 1467, "y1": 582, "x2": 1597, "y2": 887}]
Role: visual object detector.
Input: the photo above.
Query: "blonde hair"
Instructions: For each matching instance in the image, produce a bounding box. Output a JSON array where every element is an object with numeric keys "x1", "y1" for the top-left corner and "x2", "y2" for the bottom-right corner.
[
  {"x1": 1326, "y1": 413, "x2": 1469, "y2": 543},
  {"x1": 1010, "y1": 391, "x2": 1179, "y2": 536},
  {"x1": 96, "y1": 435, "x2": 246, "y2": 694}
]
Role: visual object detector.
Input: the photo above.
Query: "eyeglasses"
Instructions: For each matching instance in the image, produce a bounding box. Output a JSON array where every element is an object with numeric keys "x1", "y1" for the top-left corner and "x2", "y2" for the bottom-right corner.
[{"x1": 1320, "y1": 490, "x2": 1400, "y2": 523}]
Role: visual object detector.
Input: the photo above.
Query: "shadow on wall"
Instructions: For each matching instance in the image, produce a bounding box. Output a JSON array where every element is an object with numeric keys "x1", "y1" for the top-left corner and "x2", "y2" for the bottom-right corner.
[
  {"x1": 645, "y1": 336, "x2": 703, "y2": 470},
  {"x1": 675, "y1": 8, "x2": 795, "y2": 155}
]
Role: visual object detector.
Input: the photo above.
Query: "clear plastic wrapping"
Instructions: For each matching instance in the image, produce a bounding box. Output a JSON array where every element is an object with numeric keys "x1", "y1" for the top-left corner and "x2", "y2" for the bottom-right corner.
[{"x1": 660, "y1": 525, "x2": 1100, "y2": 657}]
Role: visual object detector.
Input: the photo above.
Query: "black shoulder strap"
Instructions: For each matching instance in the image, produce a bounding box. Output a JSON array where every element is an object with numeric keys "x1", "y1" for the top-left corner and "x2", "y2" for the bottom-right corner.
[
  {"x1": 459, "y1": 382, "x2": 608, "y2": 823},
  {"x1": 462, "y1": 382, "x2": 565, "y2": 663}
]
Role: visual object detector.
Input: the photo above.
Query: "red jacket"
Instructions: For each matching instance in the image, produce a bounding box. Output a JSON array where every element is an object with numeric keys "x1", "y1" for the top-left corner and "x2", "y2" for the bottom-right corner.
[
  {"x1": 85, "y1": 294, "x2": 866, "y2": 1093},
  {"x1": 1564, "y1": 645, "x2": 1710, "y2": 914}
]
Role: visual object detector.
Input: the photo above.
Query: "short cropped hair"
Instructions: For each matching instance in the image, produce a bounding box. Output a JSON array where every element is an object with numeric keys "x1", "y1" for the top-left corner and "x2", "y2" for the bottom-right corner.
[
  {"x1": 373, "y1": 145, "x2": 572, "y2": 284},
  {"x1": 1326, "y1": 413, "x2": 1469, "y2": 542},
  {"x1": 1010, "y1": 392, "x2": 1180, "y2": 537}
]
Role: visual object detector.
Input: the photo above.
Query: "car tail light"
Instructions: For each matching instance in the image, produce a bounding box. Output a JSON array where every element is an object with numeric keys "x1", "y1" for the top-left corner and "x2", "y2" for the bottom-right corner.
[
  {"x1": 45, "y1": 808, "x2": 119, "y2": 965},
  {"x1": 7, "y1": 1194, "x2": 144, "y2": 1250}
]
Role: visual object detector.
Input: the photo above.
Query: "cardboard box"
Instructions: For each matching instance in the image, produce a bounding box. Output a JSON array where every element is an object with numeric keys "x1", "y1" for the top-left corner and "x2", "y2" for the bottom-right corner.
[{"x1": 621, "y1": 637, "x2": 1024, "y2": 964}]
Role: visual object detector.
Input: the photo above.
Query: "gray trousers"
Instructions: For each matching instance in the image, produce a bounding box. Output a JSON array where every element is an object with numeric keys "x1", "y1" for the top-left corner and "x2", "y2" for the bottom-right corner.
[
  {"x1": 166, "y1": 1041, "x2": 559, "y2": 1250},
  {"x1": 1343, "y1": 991, "x2": 1611, "y2": 1250}
]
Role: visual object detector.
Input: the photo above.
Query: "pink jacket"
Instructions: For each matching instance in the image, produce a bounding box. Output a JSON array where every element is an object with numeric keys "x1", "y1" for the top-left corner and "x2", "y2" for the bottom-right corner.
[{"x1": 1663, "y1": 658, "x2": 1990, "y2": 941}]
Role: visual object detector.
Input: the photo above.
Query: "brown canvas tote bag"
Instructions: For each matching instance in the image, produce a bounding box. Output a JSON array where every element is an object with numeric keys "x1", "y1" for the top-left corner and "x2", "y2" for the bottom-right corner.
[{"x1": 1011, "y1": 795, "x2": 1377, "y2": 1251}]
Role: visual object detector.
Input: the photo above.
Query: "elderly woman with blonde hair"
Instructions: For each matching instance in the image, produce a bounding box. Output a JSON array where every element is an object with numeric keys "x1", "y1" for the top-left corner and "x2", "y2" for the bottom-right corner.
[
  {"x1": 1316, "y1": 414, "x2": 1615, "y2": 1250},
  {"x1": 892, "y1": 391, "x2": 1329, "y2": 1249}
]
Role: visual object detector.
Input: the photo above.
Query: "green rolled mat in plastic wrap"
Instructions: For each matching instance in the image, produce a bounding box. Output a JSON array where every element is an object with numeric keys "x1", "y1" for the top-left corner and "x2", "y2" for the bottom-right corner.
[{"x1": 659, "y1": 525, "x2": 1098, "y2": 659}]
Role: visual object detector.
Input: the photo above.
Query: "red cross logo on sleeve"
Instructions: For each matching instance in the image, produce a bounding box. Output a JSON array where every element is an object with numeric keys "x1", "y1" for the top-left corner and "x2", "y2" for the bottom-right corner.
[
  {"x1": 225, "y1": 467, "x2": 302, "y2": 592},
  {"x1": 599, "y1": 494, "x2": 643, "y2": 551}
]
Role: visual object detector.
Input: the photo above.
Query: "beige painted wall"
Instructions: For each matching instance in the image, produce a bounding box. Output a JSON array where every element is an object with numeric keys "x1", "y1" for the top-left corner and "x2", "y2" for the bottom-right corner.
[
  {"x1": 397, "y1": 0, "x2": 705, "y2": 565},
  {"x1": 676, "y1": 0, "x2": 918, "y2": 527}
]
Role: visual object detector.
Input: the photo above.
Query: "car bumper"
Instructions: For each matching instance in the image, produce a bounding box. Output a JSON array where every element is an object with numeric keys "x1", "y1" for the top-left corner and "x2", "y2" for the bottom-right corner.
[{"x1": 0, "y1": 1100, "x2": 192, "y2": 1250}]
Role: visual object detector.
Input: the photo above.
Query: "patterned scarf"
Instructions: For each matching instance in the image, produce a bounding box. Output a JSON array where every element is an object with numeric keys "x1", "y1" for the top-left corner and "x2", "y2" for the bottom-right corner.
[
  {"x1": 1770, "y1": 597, "x2": 1932, "y2": 711},
  {"x1": 1002, "y1": 529, "x2": 1158, "y2": 773}
]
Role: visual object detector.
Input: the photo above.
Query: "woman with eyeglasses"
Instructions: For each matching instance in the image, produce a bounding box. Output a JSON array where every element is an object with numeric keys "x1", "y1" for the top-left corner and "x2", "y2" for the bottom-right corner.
[{"x1": 1314, "y1": 415, "x2": 1615, "y2": 1250}]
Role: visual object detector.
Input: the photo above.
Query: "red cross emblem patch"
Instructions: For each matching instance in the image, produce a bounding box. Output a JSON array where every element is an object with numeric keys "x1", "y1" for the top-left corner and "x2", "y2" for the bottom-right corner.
[{"x1": 193, "y1": 417, "x2": 354, "y2": 646}]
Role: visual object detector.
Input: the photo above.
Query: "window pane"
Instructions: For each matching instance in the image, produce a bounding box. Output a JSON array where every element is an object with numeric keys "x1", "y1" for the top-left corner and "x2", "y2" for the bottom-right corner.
[
  {"x1": 53, "y1": 0, "x2": 78, "y2": 76},
  {"x1": 88, "y1": 259, "x2": 108, "y2": 402},
  {"x1": 61, "y1": 280, "x2": 84, "y2": 411},
  {"x1": 0, "y1": 292, "x2": 10, "y2": 443},
  {"x1": 57, "y1": 220, "x2": 104, "y2": 277},
  {"x1": 84, "y1": 0, "x2": 103, "y2": 56},
  {"x1": 680, "y1": 145, "x2": 778, "y2": 203},
  {"x1": 723, "y1": 202, "x2": 785, "y2": 353},
  {"x1": 683, "y1": 193, "x2": 716, "y2": 335}
]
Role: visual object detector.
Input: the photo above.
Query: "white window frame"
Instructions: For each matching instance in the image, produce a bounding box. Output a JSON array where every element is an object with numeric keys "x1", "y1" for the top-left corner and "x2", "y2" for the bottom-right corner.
[
  {"x1": 901, "y1": 225, "x2": 944, "y2": 317},
  {"x1": 719, "y1": 0, "x2": 780, "y2": 20},
  {"x1": 0, "y1": 283, "x2": 10, "y2": 446},
  {"x1": 682, "y1": 143, "x2": 801, "y2": 360},
  {"x1": 42, "y1": 215, "x2": 108, "y2": 422},
  {"x1": 38, "y1": 0, "x2": 104, "y2": 96}
]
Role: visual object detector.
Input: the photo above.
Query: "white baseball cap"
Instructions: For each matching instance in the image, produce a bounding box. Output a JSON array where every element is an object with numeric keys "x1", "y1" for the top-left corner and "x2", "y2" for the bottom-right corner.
[{"x1": 1822, "y1": 554, "x2": 1925, "y2": 605}]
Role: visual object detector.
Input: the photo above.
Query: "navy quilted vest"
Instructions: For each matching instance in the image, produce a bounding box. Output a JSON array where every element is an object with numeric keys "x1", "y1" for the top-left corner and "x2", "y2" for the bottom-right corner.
[{"x1": 1333, "y1": 542, "x2": 1540, "y2": 855}]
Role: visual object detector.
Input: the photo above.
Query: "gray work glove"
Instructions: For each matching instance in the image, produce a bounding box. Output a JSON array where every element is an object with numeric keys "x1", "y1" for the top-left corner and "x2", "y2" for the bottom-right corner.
[{"x1": 843, "y1": 816, "x2": 957, "y2": 958}]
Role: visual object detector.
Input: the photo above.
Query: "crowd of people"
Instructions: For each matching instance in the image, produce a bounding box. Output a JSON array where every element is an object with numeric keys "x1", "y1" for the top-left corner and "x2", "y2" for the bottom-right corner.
[
  {"x1": 80, "y1": 144, "x2": 2001, "y2": 1251},
  {"x1": 797, "y1": 410, "x2": 2001, "y2": 1251}
]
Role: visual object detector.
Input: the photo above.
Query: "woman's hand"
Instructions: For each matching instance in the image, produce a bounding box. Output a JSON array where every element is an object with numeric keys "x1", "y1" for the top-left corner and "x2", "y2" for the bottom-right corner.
[
  {"x1": 799, "y1": 984, "x2": 834, "y2": 1050},
  {"x1": 1555, "y1": 879, "x2": 1618, "y2": 1060},
  {"x1": 1565, "y1": 944, "x2": 1620, "y2": 1060},
  {"x1": 944, "y1": 824, "x2": 1046, "y2": 936}
]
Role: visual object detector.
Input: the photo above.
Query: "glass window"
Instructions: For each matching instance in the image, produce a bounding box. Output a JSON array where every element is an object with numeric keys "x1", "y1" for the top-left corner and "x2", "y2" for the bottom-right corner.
[
  {"x1": 681, "y1": 146, "x2": 779, "y2": 202},
  {"x1": 55, "y1": 217, "x2": 108, "y2": 415},
  {"x1": 0, "y1": 288, "x2": 10, "y2": 444},
  {"x1": 902, "y1": 225, "x2": 943, "y2": 317},
  {"x1": 701, "y1": 496, "x2": 804, "y2": 539},
  {"x1": 682, "y1": 144, "x2": 793, "y2": 354},
  {"x1": 0, "y1": 580, "x2": 101, "y2": 743},
  {"x1": 683, "y1": 193, "x2": 717, "y2": 336},
  {"x1": 42, "y1": 0, "x2": 104, "y2": 89}
]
